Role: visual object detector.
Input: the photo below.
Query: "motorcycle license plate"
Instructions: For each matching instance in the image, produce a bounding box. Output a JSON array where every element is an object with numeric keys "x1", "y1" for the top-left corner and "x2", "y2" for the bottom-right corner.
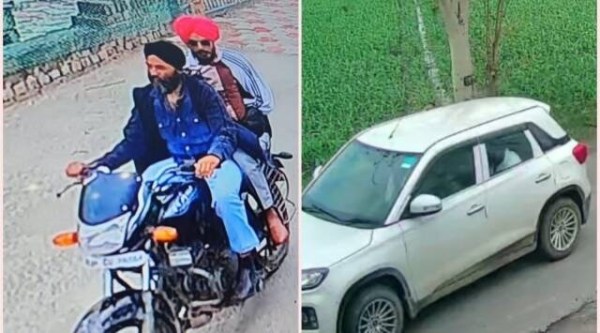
[
  {"x1": 84, "y1": 250, "x2": 147, "y2": 270},
  {"x1": 168, "y1": 248, "x2": 193, "y2": 267}
]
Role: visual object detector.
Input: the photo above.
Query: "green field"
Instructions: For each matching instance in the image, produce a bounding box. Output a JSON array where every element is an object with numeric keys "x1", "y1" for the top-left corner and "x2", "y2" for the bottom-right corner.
[{"x1": 302, "y1": 0, "x2": 596, "y2": 184}]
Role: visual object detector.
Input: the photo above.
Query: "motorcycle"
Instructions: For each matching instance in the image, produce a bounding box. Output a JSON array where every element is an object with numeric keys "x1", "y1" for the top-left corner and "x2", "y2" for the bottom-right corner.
[{"x1": 52, "y1": 151, "x2": 295, "y2": 332}]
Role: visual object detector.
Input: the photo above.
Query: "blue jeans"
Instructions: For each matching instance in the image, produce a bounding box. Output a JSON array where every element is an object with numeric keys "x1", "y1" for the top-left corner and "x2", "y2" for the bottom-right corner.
[
  {"x1": 141, "y1": 158, "x2": 260, "y2": 254},
  {"x1": 232, "y1": 149, "x2": 273, "y2": 209}
]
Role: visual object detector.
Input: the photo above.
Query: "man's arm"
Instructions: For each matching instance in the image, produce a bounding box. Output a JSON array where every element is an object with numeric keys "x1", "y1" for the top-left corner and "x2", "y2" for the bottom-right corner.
[
  {"x1": 89, "y1": 105, "x2": 148, "y2": 171},
  {"x1": 222, "y1": 50, "x2": 274, "y2": 115},
  {"x1": 201, "y1": 84, "x2": 238, "y2": 161}
]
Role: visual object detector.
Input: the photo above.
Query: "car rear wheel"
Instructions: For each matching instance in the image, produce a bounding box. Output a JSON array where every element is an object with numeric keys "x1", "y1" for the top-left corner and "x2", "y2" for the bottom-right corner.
[
  {"x1": 342, "y1": 285, "x2": 404, "y2": 333},
  {"x1": 537, "y1": 197, "x2": 582, "y2": 261}
]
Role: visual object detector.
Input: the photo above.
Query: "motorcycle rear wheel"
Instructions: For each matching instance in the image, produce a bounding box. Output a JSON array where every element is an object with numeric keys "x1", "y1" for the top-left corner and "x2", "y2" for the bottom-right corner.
[{"x1": 260, "y1": 235, "x2": 289, "y2": 277}]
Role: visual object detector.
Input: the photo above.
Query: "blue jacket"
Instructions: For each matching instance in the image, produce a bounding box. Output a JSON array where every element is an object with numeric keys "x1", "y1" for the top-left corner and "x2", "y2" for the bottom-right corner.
[{"x1": 92, "y1": 74, "x2": 264, "y2": 174}]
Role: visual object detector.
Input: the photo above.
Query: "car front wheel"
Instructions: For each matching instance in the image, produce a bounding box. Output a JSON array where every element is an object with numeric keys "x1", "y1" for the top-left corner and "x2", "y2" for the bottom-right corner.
[
  {"x1": 538, "y1": 197, "x2": 582, "y2": 261},
  {"x1": 342, "y1": 285, "x2": 404, "y2": 333}
]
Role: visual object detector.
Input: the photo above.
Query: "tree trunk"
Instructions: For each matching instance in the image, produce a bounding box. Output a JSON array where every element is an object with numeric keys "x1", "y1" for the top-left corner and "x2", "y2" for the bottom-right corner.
[
  {"x1": 439, "y1": 0, "x2": 475, "y2": 102},
  {"x1": 484, "y1": 0, "x2": 509, "y2": 96}
]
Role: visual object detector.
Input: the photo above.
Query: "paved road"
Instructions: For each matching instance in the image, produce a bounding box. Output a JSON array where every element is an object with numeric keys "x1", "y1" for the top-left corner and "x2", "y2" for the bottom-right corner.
[
  {"x1": 546, "y1": 300, "x2": 596, "y2": 333},
  {"x1": 404, "y1": 144, "x2": 597, "y2": 333},
  {"x1": 3, "y1": 50, "x2": 298, "y2": 333}
]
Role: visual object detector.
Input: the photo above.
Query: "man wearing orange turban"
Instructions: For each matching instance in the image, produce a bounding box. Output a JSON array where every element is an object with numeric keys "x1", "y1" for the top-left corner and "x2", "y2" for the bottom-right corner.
[{"x1": 172, "y1": 15, "x2": 288, "y2": 248}]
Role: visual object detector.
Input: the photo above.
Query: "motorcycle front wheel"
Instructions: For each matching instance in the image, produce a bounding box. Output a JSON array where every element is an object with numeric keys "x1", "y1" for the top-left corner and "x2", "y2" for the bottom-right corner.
[{"x1": 73, "y1": 290, "x2": 180, "y2": 333}]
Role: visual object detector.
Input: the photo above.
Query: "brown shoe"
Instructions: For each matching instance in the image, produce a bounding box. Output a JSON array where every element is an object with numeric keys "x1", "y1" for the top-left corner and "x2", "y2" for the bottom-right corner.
[{"x1": 265, "y1": 208, "x2": 289, "y2": 245}]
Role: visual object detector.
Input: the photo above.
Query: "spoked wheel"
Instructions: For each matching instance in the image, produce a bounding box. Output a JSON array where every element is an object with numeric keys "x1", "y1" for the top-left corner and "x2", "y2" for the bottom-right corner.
[
  {"x1": 73, "y1": 291, "x2": 180, "y2": 333},
  {"x1": 75, "y1": 309, "x2": 177, "y2": 333},
  {"x1": 260, "y1": 236, "x2": 290, "y2": 276},
  {"x1": 537, "y1": 197, "x2": 582, "y2": 261},
  {"x1": 98, "y1": 319, "x2": 176, "y2": 333},
  {"x1": 258, "y1": 166, "x2": 293, "y2": 276},
  {"x1": 342, "y1": 286, "x2": 404, "y2": 333}
]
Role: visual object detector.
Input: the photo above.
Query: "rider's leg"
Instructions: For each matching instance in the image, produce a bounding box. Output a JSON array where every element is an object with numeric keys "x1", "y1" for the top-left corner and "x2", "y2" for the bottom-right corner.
[
  {"x1": 233, "y1": 150, "x2": 273, "y2": 208},
  {"x1": 242, "y1": 107, "x2": 271, "y2": 138},
  {"x1": 257, "y1": 114, "x2": 272, "y2": 152},
  {"x1": 232, "y1": 150, "x2": 289, "y2": 245},
  {"x1": 204, "y1": 160, "x2": 261, "y2": 299},
  {"x1": 258, "y1": 132, "x2": 271, "y2": 153},
  {"x1": 235, "y1": 248, "x2": 260, "y2": 300},
  {"x1": 204, "y1": 160, "x2": 260, "y2": 254}
]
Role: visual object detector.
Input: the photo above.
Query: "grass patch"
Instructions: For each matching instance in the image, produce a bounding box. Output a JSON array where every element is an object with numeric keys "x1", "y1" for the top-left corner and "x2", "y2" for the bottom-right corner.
[
  {"x1": 470, "y1": 0, "x2": 596, "y2": 139},
  {"x1": 418, "y1": 0, "x2": 596, "y2": 138},
  {"x1": 302, "y1": 0, "x2": 435, "y2": 184},
  {"x1": 302, "y1": 0, "x2": 596, "y2": 185}
]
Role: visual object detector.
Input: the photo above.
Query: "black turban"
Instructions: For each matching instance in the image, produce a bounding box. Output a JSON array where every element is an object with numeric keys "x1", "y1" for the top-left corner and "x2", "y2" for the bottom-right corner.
[{"x1": 143, "y1": 40, "x2": 186, "y2": 70}]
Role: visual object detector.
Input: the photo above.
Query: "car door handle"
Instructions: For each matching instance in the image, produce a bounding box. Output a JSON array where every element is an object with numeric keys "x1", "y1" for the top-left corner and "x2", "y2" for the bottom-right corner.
[
  {"x1": 467, "y1": 204, "x2": 485, "y2": 216},
  {"x1": 535, "y1": 173, "x2": 551, "y2": 183}
]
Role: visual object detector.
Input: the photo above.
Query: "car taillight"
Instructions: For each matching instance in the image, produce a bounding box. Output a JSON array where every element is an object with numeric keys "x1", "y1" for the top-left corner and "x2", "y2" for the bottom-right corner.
[{"x1": 572, "y1": 142, "x2": 588, "y2": 164}]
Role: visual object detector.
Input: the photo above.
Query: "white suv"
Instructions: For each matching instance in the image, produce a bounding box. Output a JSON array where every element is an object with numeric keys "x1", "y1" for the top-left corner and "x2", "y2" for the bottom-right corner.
[{"x1": 301, "y1": 97, "x2": 592, "y2": 333}]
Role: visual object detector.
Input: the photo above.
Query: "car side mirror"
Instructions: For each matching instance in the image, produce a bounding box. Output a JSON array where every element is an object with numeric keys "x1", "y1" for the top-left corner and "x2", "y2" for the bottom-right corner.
[
  {"x1": 410, "y1": 194, "x2": 442, "y2": 216},
  {"x1": 312, "y1": 165, "x2": 323, "y2": 180}
]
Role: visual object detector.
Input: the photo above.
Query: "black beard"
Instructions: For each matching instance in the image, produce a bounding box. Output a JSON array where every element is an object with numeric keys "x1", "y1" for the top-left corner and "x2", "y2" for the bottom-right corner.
[
  {"x1": 149, "y1": 73, "x2": 182, "y2": 94},
  {"x1": 193, "y1": 51, "x2": 215, "y2": 65}
]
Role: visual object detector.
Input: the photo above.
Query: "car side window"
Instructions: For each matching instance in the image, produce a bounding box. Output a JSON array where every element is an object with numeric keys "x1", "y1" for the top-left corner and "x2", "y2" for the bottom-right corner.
[
  {"x1": 528, "y1": 123, "x2": 566, "y2": 152},
  {"x1": 484, "y1": 130, "x2": 533, "y2": 176},
  {"x1": 414, "y1": 145, "x2": 476, "y2": 199}
]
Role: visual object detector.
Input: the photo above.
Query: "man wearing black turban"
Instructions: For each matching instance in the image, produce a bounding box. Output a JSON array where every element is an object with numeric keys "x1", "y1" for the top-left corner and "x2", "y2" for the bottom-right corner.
[
  {"x1": 64, "y1": 40, "x2": 263, "y2": 301},
  {"x1": 143, "y1": 40, "x2": 186, "y2": 94}
]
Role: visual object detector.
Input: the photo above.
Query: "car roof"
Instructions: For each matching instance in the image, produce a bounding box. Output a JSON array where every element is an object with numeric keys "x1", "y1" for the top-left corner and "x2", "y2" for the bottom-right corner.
[{"x1": 356, "y1": 97, "x2": 550, "y2": 153}]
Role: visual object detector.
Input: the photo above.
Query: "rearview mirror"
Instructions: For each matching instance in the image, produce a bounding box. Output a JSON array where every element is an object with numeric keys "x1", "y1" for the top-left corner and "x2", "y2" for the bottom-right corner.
[
  {"x1": 312, "y1": 165, "x2": 323, "y2": 180},
  {"x1": 410, "y1": 194, "x2": 442, "y2": 216}
]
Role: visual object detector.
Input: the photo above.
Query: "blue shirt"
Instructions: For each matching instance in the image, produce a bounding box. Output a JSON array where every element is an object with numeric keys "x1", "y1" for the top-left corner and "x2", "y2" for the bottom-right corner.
[
  {"x1": 92, "y1": 76, "x2": 238, "y2": 171},
  {"x1": 151, "y1": 86, "x2": 225, "y2": 163}
]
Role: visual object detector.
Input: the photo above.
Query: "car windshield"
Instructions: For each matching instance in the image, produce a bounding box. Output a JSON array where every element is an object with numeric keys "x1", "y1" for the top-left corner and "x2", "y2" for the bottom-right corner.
[{"x1": 302, "y1": 140, "x2": 420, "y2": 227}]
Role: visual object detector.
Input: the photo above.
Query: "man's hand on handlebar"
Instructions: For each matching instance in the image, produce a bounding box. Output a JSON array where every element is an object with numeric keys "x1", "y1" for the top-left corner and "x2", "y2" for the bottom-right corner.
[
  {"x1": 65, "y1": 161, "x2": 89, "y2": 180},
  {"x1": 194, "y1": 155, "x2": 221, "y2": 179}
]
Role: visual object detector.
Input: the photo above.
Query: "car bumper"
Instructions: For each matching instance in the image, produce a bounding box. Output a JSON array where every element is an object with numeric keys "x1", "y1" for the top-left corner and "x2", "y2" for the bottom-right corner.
[
  {"x1": 582, "y1": 194, "x2": 591, "y2": 224},
  {"x1": 302, "y1": 290, "x2": 339, "y2": 333}
]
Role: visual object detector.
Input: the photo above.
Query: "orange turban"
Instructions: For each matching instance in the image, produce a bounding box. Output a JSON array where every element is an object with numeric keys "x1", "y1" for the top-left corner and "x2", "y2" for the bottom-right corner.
[{"x1": 172, "y1": 15, "x2": 221, "y2": 44}]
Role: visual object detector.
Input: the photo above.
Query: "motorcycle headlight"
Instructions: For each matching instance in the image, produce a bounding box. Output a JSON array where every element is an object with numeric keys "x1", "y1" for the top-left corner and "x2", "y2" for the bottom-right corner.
[
  {"x1": 78, "y1": 212, "x2": 131, "y2": 256},
  {"x1": 302, "y1": 268, "x2": 329, "y2": 291}
]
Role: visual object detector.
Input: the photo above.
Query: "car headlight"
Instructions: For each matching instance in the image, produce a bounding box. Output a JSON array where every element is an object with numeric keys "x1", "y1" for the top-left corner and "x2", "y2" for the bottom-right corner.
[{"x1": 302, "y1": 268, "x2": 329, "y2": 291}]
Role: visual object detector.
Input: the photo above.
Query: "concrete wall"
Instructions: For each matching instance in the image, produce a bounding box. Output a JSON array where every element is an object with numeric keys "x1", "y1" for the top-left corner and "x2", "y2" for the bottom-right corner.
[{"x1": 3, "y1": 0, "x2": 248, "y2": 106}]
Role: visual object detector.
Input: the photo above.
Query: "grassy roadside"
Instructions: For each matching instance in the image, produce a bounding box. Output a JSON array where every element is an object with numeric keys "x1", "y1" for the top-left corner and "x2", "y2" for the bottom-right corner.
[
  {"x1": 418, "y1": 0, "x2": 596, "y2": 139},
  {"x1": 302, "y1": 0, "x2": 436, "y2": 184}
]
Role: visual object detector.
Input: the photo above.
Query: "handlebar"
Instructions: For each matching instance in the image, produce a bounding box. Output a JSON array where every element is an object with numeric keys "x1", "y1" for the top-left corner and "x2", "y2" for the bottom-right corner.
[
  {"x1": 58, "y1": 156, "x2": 254, "y2": 198},
  {"x1": 272, "y1": 151, "x2": 293, "y2": 160},
  {"x1": 56, "y1": 181, "x2": 81, "y2": 198},
  {"x1": 56, "y1": 164, "x2": 106, "y2": 198},
  {"x1": 57, "y1": 162, "x2": 198, "y2": 199}
]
